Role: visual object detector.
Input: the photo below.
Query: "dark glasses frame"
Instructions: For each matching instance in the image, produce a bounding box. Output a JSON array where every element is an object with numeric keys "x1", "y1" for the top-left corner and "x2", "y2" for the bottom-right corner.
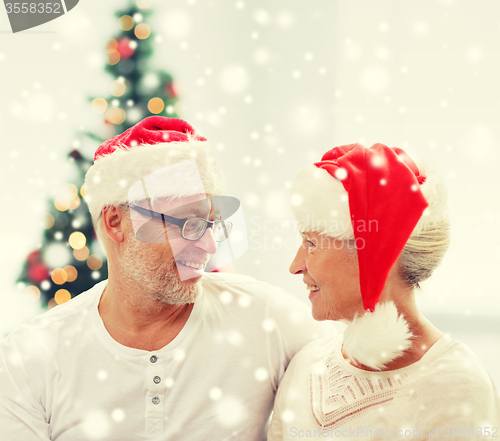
[{"x1": 130, "y1": 205, "x2": 233, "y2": 242}]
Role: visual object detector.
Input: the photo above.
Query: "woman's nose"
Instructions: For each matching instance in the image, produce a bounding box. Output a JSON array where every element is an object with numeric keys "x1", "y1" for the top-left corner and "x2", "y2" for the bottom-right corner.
[{"x1": 289, "y1": 246, "x2": 307, "y2": 275}]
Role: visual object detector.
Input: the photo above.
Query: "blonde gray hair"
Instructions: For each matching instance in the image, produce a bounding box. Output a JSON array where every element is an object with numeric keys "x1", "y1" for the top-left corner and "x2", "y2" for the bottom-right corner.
[
  {"x1": 342, "y1": 218, "x2": 450, "y2": 289},
  {"x1": 398, "y1": 218, "x2": 451, "y2": 288}
]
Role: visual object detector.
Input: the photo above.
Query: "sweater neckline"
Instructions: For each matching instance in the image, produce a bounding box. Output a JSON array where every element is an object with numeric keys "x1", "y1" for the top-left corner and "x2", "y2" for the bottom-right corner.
[{"x1": 335, "y1": 334, "x2": 453, "y2": 377}]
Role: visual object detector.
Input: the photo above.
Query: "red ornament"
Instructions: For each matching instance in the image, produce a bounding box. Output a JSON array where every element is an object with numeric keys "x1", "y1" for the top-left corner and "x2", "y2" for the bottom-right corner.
[
  {"x1": 26, "y1": 250, "x2": 50, "y2": 284},
  {"x1": 28, "y1": 263, "x2": 50, "y2": 284},
  {"x1": 165, "y1": 82, "x2": 179, "y2": 98},
  {"x1": 116, "y1": 38, "x2": 135, "y2": 59},
  {"x1": 27, "y1": 250, "x2": 40, "y2": 264}
]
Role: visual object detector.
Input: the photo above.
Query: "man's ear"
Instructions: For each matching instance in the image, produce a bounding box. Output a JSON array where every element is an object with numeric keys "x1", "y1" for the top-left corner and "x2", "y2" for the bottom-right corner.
[{"x1": 102, "y1": 206, "x2": 128, "y2": 244}]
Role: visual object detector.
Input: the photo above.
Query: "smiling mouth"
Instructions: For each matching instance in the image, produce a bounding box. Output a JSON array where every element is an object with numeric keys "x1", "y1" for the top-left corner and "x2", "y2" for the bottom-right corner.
[
  {"x1": 306, "y1": 284, "x2": 320, "y2": 299},
  {"x1": 176, "y1": 260, "x2": 206, "y2": 270},
  {"x1": 306, "y1": 284, "x2": 319, "y2": 292}
]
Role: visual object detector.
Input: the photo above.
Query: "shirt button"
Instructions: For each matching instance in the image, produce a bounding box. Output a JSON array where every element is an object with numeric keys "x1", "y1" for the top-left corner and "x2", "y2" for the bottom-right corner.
[
  {"x1": 152, "y1": 396, "x2": 160, "y2": 405},
  {"x1": 150, "y1": 355, "x2": 157, "y2": 363},
  {"x1": 153, "y1": 376, "x2": 161, "y2": 384}
]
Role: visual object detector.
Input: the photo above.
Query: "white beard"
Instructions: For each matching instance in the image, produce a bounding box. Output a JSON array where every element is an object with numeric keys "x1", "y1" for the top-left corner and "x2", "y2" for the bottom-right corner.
[{"x1": 119, "y1": 233, "x2": 201, "y2": 305}]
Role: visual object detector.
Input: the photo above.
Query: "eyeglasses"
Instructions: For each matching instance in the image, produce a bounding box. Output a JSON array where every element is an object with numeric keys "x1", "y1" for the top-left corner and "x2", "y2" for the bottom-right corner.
[{"x1": 130, "y1": 205, "x2": 233, "y2": 242}]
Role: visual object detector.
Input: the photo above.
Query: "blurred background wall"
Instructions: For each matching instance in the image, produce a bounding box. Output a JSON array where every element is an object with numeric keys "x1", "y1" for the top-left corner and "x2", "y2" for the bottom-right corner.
[{"x1": 1, "y1": 0, "x2": 499, "y2": 386}]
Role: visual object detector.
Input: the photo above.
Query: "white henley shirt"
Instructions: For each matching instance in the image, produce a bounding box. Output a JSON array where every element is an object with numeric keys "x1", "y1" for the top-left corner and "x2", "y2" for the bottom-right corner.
[{"x1": 0, "y1": 272, "x2": 326, "y2": 441}]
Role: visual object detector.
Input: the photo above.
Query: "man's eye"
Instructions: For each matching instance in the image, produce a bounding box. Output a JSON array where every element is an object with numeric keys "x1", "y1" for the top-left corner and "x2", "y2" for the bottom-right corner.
[
  {"x1": 307, "y1": 240, "x2": 315, "y2": 247},
  {"x1": 185, "y1": 220, "x2": 199, "y2": 229}
]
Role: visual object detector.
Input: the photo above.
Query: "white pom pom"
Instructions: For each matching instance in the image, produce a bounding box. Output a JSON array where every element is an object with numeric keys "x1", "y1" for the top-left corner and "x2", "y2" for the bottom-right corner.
[{"x1": 341, "y1": 302, "x2": 413, "y2": 370}]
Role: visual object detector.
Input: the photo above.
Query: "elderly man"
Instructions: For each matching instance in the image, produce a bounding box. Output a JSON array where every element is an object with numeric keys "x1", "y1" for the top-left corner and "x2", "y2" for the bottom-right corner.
[{"x1": 0, "y1": 117, "x2": 324, "y2": 441}]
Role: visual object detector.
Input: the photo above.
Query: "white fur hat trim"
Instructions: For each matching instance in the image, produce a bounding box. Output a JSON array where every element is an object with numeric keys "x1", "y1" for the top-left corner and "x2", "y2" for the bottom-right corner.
[
  {"x1": 290, "y1": 162, "x2": 448, "y2": 239},
  {"x1": 341, "y1": 301, "x2": 413, "y2": 371},
  {"x1": 290, "y1": 165, "x2": 353, "y2": 239},
  {"x1": 84, "y1": 140, "x2": 225, "y2": 220}
]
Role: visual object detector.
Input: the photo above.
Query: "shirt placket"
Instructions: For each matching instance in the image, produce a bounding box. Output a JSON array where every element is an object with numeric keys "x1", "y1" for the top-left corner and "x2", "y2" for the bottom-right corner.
[{"x1": 146, "y1": 354, "x2": 166, "y2": 435}]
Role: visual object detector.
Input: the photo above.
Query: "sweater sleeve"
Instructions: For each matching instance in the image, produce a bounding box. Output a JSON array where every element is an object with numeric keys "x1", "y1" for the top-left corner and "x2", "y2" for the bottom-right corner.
[
  {"x1": 415, "y1": 341, "x2": 500, "y2": 433},
  {"x1": 0, "y1": 332, "x2": 52, "y2": 441}
]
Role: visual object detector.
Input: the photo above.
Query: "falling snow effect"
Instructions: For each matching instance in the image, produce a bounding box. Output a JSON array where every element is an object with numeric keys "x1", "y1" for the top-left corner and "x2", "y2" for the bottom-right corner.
[
  {"x1": 219, "y1": 65, "x2": 250, "y2": 94},
  {"x1": 81, "y1": 410, "x2": 111, "y2": 439},
  {"x1": 162, "y1": 10, "x2": 192, "y2": 40},
  {"x1": 1, "y1": 1, "x2": 500, "y2": 439},
  {"x1": 215, "y1": 396, "x2": 247, "y2": 427}
]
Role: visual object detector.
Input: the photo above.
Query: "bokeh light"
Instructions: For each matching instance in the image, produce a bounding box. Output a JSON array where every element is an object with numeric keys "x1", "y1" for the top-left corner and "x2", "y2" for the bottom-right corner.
[
  {"x1": 135, "y1": 23, "x2": 151, "y2": 40},
  {"x1": 67, "y1": 184, "x2": 79, "y2": 194},
  {"x1": 107, "y1": 51, "x2": 120, "y2": 65},
  {"x1": 91, "y1": 98, "x2": 108, "y2": 114},
  {"x1": 51, "y1": 268, "x2": 68, "y2": 285},
  {"x1": 55, "y1": 289, "x2": 72, "y2": 305},
  {"x1": 54, "y1": 184, "x2": 79, "y2": 211},
  {"x1": 87, "y1": 254, "x2": 103, "y2": 271},
  {"x1": 74, "y1": 246, "x2": 90, "y2": 261},
  {"x1": 148, "y1": 97, "x2": 164, "y2": 114},
  {"x1": 44, "y1": 243, "x2": 72, "y2": 268},
  {"x1": 54, "y1": 198, "x2": 72, "y2": 211},
  {"x1": 64, "y1": 265, "x2": 78, "y2": 282},
  {"x1": 69, "y1": 232, "x2": 86, "y2": 250},
  {"x1": 106, "y1": 39, "x2": 118, "y2": 53},
  {"x1": 45, "y1": 213, "x2": 55, "y2": 229},
  {"x1": 106, "y1": 39, "x2": 120, "y2": 65},
  {"x1": 69, "y1": 196, "x2": 80, "y2": 210},
  {"x1": 118, "y1": 15, "x2": 134, "y2": 31},
  {"x1": 25, "y1": 285, "x2": 41, "y2": 301},
  {"x1": 111, "y1": 80, "x2": 127, "y2": 97},
  {"x1": 140, "y1": 72, "x2": 159, "y2": 92},
  {"x1": 106, "y1": 107, "x2": 126, "y2": 125}
]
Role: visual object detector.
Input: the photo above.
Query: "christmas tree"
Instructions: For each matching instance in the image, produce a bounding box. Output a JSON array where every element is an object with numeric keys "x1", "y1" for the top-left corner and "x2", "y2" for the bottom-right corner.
[{"x1": 17, "y1": 0, "x2": 180, "y2": 309}]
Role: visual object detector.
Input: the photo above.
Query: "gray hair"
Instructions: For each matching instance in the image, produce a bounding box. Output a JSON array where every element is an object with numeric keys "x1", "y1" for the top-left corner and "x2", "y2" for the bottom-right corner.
[
  {"x1": 398, "y1": 218, "x2": 451, "y2": 289},
  {"x1": 341, "y1": 217, "x2": 450, "y2": 289}
]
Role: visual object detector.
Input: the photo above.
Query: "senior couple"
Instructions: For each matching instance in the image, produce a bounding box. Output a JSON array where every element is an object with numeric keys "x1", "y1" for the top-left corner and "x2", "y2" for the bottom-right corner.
[{"x1": 0, "y1": 116, "x2": 498, "y2": 440}]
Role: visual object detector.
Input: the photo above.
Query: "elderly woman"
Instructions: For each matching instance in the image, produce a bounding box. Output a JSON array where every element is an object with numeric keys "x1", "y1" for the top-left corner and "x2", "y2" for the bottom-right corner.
[{"x1": 268, "y1": 144, "x2": 500, "y2": 439}]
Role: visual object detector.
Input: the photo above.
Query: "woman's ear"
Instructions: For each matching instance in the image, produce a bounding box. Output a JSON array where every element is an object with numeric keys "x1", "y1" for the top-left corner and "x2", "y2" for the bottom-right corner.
[{"x1": 102, "y1": 206, "x2": 128, "y2": 244}]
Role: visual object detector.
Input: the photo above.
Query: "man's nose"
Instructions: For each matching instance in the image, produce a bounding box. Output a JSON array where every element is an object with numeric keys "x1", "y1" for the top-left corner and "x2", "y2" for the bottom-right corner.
[
  {"x1": 195, "y1": 226, "x2": 218, "y2": 255},
  {"x1": 289, "y1": 246, "x2": 307, "y2": 275}
]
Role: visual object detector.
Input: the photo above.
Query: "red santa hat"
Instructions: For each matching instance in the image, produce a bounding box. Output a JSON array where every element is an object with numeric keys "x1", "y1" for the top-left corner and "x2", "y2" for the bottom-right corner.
[
  {"x1": 290, "y1": 143, "x2": 448, "y2": 369},
  {"x1": 84, "y1": 116, "x2": 224, "y2": 220}
]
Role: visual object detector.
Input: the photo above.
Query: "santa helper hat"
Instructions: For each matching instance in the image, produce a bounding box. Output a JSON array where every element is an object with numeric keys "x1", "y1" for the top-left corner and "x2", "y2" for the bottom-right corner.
[
  {"x1": 290, "y1": 143, "x2": 448, "y2": 370},
  {"x1": 84, "y1": 116, "x2": 225, "y2": 222}
]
